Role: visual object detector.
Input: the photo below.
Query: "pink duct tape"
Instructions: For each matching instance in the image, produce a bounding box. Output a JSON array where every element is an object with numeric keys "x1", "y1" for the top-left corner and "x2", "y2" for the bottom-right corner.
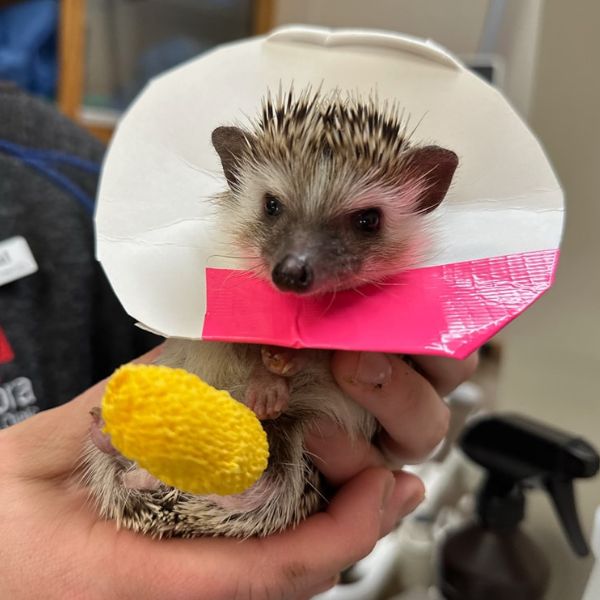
[{"x1": 202, "y1": 249, "x2": 559, "y2": 359}]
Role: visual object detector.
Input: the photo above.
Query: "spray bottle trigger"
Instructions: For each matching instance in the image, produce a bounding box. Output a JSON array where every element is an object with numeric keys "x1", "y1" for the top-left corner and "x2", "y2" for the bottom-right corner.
[
  {"x1": 545, "y1": 478, "x2": 589, "y2": 556},
  {"x1": 544, "y1": 436, "x2": 600, "y2": 556}
]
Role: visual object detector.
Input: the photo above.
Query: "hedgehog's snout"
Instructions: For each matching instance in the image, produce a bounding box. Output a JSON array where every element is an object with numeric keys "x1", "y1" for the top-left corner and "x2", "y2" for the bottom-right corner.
[{"x1": 272, "y1": 254, "x2": 314, "y2": 293}]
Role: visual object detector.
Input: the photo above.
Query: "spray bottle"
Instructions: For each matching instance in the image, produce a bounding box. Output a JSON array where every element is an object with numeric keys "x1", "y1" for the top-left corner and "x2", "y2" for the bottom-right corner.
[{"x1": 438, "y1": 413, "x2": 599, "y2": 600}]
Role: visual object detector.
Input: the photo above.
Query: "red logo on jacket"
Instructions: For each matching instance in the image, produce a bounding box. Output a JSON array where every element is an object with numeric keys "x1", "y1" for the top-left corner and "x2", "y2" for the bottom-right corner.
[{"x1": 0, "y1": 327, "x2": 14, "y2": 364}]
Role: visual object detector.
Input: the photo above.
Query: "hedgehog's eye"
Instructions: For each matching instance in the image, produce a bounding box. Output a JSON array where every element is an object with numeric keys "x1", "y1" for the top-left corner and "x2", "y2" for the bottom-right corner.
[
  {"x1": 264, "y1": 193, "x2": 283, "y2": 217},
  {"x1": 352, "y1": 208, "x2": 381, "y2": 233}
]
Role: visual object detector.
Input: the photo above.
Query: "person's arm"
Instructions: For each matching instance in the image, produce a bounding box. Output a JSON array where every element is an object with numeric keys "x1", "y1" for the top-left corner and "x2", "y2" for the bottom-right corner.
[{"x1": 0, "y1": 347, "x2": 475, "y2": 600}]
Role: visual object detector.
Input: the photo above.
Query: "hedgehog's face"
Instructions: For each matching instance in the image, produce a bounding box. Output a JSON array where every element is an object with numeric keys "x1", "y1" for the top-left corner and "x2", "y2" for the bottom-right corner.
[
  {"x1": 231, "y1": 187, "x2": 392, "y2": 295},
  {"x1": 211, "y1": 94, "x2": 457, "y2": 295},
  {"x1": 219, "y1": 161, "x2": 426, "y2": 295},
  {"x1": 254, "y1": 190, "x2": 389, "y2": 294}
]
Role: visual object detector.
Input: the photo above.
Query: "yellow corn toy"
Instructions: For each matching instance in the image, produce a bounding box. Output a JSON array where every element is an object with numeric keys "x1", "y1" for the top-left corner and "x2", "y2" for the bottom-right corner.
[{"x1": 101, "y1": 364, "x2": 269, "y2": 496}]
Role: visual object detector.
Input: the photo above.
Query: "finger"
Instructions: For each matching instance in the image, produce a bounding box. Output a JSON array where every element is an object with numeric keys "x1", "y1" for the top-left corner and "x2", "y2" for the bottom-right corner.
[
  {"x1": 142, "y1": 468, "x2": 424, "y2": 600},
  {"x1": 305, "y1": 418, "x2": 386, "y2": 486},
  {"x1": 331, "y1": 352, "x2": 450, "y2": 463},
  {"x1": 4, "y1": 345, "x2": 164, "y2": 478},
  {"x1": 379, "y1": 470, "x2": 426, "y2": 536},
  {"x1": 411, "y1": 352, "x2": 479, "y2": 397}
]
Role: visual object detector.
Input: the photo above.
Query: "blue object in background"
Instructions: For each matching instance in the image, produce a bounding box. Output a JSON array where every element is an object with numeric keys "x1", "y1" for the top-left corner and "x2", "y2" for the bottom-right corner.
[
  {"x1": 119, "y1": 36, "x2": 210, "y2": 108},
  {"x1": 0, "y1": 0, "x2": 58, "y2": 98}
]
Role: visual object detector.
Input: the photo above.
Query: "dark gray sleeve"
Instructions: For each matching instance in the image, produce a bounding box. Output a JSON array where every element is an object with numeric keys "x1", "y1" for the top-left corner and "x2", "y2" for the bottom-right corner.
[{"x1": 0, "y1": 83, "x2": 159, "y2": 425}]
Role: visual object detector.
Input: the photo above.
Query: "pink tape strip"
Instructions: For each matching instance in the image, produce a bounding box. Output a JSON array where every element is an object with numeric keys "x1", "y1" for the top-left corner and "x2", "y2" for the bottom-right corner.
[{"x1": 202, "y1": 249, "x2": 559, "y2": 359}]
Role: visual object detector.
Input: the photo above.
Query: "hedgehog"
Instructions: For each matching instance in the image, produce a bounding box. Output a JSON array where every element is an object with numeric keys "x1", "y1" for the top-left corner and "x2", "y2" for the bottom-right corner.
[{"x1": 82, "y1": 87, "x2": 458, "y2": 538}]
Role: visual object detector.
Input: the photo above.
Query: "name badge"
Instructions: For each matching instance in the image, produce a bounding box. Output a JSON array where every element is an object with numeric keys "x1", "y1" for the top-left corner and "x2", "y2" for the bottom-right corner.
[{"x1": 0, "y1": 236, "x2": 38, "y2": 287}]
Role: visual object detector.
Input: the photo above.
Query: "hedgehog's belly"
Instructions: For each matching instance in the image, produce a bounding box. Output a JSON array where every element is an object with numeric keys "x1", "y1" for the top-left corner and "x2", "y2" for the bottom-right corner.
[
  {"x1": 82, "y1": 416, "x2": 324, "y2": 538},
  {"x1": 82, "y1": 339, "x2": 377, "y2": 538}
]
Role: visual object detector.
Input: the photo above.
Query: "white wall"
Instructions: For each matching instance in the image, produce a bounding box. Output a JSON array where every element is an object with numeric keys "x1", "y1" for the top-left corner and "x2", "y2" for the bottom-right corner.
[
  {"x1": 275, "y1": 0, "x2": 543, "y2": 118},
  {"x1": 275, "y1": 0, "x2": 489, "y2": 54},
  {"x1": 494, "y1": 0, "x2": 544, "y2": 116}
]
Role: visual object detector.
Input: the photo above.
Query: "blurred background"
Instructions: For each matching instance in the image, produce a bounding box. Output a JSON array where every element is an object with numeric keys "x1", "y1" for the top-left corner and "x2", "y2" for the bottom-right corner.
[{"x1": 1, "y1": 0, "x2": 598, "y2": 598}]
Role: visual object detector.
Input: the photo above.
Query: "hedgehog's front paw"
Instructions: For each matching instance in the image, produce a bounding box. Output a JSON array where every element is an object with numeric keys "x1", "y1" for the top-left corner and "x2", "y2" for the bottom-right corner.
[
  {"x1": 261, "y1": 345, "x2": 309, "y2": 377},
  {"x1": 245, "y1": 367, "x2": 289, "y2": 420}
]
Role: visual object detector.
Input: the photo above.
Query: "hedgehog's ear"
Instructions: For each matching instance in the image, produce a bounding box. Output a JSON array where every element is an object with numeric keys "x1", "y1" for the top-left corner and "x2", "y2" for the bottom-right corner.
[
  {"x1": 405, "y1": 146, "x2": 458, "y2": 214},
  {"x1": 211, "y1": 126, "x2": 254, "y2": 190}
]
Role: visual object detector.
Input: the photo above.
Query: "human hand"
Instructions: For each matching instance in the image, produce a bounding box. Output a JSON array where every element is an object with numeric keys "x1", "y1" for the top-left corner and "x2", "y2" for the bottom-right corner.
[
  {"x1": 306, "y1": 352, "x2": 479, "y2": 485},
  {"x1": 0, "y1": 347, "x2": 424, "y2": 600}
]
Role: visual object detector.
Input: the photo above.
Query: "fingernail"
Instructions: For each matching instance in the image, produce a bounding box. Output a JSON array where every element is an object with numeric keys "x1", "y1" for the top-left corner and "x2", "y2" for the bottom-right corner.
[
  {"x1": 354, "y1": 352, "x2": 392, "y2": 387},
  {"x1": 402, "y1": 486, "x2": 425, "y2": 515},
  {"x1": 381, "y1": 475, "x2": 425, "y2": 536}
]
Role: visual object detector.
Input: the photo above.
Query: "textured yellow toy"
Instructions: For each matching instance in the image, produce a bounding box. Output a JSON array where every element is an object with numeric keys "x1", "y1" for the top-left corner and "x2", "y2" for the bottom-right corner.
[{"x1": 101, "y1": 364, "x2": 269, "y2": 495}]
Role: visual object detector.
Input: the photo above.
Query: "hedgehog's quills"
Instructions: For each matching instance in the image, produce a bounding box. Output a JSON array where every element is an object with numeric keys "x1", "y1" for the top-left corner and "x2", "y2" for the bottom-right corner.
[{"x1": 81, "y1": 86, "x2": 458, "y2": 538}]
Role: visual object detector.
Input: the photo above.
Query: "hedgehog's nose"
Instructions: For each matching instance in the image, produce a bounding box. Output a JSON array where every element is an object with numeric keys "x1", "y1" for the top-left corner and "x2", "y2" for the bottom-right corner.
[{"x1": 272, "y1": 254, "x2": 314, "y2": 293}]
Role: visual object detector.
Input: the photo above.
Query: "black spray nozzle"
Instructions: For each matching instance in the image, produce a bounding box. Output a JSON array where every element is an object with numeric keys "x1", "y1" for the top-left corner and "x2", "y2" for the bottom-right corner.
[{"x1": 460, "y1": 414, "x2": 599, "y2": 556}]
